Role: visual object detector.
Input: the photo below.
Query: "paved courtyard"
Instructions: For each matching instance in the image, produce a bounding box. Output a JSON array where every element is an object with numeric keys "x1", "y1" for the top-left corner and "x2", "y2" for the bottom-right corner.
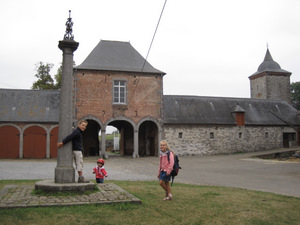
[{"x1": 0, "y1": 147, "x2": 299, "y2": 208}]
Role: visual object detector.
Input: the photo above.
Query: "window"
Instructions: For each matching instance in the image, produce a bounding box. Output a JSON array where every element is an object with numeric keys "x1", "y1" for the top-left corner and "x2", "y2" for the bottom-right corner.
[
  {"x1": 178, "y1": 132, "x2": 183, "y2": 139},
  {"x1": 265, "y1": 132, "x2": 269, "y2": 138},
  {"x1": 239, "y1": 132, "x2": 242, "y2": 138},
  {"x1": 113, "y1": 80, "x2": 126, "y2": 104},
  {"x1": 210, "y1": 132, "x2": 214, "y2": 139}
]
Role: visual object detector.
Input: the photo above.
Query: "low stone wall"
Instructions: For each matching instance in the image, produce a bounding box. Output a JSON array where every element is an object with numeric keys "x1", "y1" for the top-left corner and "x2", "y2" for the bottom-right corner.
[{"x1": 164, "y1": 125, "x2": 283, "y2": 156}]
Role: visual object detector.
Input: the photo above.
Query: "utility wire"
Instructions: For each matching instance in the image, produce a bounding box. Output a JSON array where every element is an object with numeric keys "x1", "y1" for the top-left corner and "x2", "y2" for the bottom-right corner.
[
  {"x1": 141, "y1": 0, "x2": 168, "y2": 72},
  {"x1": 128, "y1": 0, "x2": 168, "y2": 105}
]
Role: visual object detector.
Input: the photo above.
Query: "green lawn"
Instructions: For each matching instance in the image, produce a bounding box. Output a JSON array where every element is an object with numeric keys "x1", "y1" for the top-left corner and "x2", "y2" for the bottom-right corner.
[
  {"x1": 1, "y1": 180, "x2": 300, "y2": 225},
  {"x1": 99, "y1": 133, "x2": 120, "y2": 141}
]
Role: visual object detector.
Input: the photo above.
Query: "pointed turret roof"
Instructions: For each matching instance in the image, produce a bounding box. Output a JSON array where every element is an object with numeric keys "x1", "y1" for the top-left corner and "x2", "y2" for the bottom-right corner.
[
  {"x1": 76, "y1": 40, "x2": 165, "y2": 75},
  {"x1": 250, "y1": 48, "x2": 291, "y2": 77}
]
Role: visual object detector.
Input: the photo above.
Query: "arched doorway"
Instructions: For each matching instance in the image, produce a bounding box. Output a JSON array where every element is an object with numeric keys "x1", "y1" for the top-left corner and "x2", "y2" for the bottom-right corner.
[
  {"x1": 138, "y1": 121, "x2": 159, "y2": 156},
  {"x1": 23, "y1": 126, "x2": 46, "y2": 158},
  {"x1": 82, "y1": 119, "x2": 101, "y2": 156},
  {"x1": 108, "y1": 120, "x2": 134, "y2": 155},
  {"x1": 101, "y1": 125, "x2": 119, "y2": 155},
  {"x1": 0, "y1": 125, "x2": 20, "y2": 158}
]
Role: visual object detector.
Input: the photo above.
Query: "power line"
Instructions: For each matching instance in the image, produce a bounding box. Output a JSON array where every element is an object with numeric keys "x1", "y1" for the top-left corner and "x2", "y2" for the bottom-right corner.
[
  {"x1": 128, "y1": 0, "x2": 168, "y2": 105},
  {"x1": 141, "y1": 0, "x2": 168, "y2": 72}
]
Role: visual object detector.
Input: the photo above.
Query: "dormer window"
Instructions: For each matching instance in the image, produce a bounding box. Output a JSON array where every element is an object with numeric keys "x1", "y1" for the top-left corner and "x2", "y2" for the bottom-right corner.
[
  {"x1": 113, "y1": 80, "x2": 126, "y2": 104},
  {"x1": 231, "y1": 104, "x2": 245, "y2": 126}
]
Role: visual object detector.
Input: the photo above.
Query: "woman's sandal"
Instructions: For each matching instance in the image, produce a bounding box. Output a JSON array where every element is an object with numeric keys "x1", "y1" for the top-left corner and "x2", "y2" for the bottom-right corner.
[{"x1": 163, "y1": 194, "x2": 173, "y2": 200}]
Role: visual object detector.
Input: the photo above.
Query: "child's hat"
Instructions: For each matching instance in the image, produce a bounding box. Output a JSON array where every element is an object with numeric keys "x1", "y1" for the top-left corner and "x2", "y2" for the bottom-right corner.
[{"x1": 97, "y1": 158, "x2": 105, "y2": 165}]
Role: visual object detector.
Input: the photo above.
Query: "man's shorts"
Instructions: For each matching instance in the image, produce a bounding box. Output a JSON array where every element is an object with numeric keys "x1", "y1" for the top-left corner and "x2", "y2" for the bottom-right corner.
[{"x1": 159, "y1": 171, "x2": 171, "y2": 182}]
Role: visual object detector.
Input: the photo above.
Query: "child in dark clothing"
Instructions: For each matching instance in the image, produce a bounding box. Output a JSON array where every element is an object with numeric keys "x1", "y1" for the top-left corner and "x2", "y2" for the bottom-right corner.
[
  {"x1": 57, "y1": 120, "x2": 89, "y2": 183},
  {"x1": 93, "y1": 158, "x2": 108, "y2": 183}
]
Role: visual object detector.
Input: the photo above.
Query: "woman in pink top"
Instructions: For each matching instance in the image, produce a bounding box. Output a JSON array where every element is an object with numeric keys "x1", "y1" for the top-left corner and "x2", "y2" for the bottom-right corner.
[{"x1": 157, "y1": 140, "x2": 174, "y2": 200}]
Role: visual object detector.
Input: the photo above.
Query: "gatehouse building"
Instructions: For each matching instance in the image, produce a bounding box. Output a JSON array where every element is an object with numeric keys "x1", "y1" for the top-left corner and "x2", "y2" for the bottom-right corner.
[{"x1": 0, "y1": 40, "x2": 299, "y2": 158}]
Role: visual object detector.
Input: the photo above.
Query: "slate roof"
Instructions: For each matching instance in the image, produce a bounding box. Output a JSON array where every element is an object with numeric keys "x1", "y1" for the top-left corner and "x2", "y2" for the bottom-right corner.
[
  {"x1": 76, "y1": 40, "x2": 165, "y2": 75},
  {"x1": 1, "y1": 89, "x2": 299, "y2": 127},
  {"x1": 163, "y1": 95, "x2": 300, "y2": 126},
  {"x1": 250, "y1": 48, "x2": 291, "y2": 77},
  {"x1": 0, "y1": 89, "x2": 60, "y2": 123}
]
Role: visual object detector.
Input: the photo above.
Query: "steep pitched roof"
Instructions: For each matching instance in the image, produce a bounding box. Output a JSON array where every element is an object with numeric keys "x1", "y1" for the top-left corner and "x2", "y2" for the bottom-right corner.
[
  {"x1": 0, "y1": 89, "x2": 60, "y2": 123},
  {"x1": 76, "y1": 40, "x2": 165, "y2": 75},
  {"x1": 163, "y1": 95, "x2": 300, "y2": 126},
  {"x1": 250, "y1": 48, "x2": 291, "y2": 77}
]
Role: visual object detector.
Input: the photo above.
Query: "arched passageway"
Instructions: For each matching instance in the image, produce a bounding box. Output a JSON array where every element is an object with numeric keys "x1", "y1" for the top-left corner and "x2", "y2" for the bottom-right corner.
[
  {"x1": 80, "y1": 118, "x2": 160, "y2": 157},
  {"x1": 82, "y1": 119, "x2": 101, "y2": 156},
  {"x1": 138, "y1": 121, "x2": 159, "y2": 156},
  {"x1": 108, "y1": 120, "x2": 134, "y2": 156}
]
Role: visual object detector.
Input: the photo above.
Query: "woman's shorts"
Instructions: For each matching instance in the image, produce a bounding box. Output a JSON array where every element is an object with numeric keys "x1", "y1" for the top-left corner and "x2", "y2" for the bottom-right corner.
[{"x1": 159, "y1": 171, "x2": 171, "y2": 182}]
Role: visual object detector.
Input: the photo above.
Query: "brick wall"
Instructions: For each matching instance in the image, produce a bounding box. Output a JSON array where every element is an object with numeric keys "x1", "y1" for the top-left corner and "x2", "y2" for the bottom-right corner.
[{"x1": 74, "y1": 70, "x2": 163, "y2": 124}]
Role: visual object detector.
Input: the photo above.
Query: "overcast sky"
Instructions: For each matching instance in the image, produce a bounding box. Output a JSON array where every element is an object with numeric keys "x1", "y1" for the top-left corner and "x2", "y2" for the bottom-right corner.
[{"x1": 1, "y1": 0, "x2": 300, "y2": 98}]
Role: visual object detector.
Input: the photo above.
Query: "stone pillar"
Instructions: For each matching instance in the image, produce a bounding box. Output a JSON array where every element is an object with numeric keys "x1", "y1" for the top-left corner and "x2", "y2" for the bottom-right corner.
[
  {"x1": 19, "y1": 133, "x2": 23, "y2": 158},
  {"x1": 55, "y1": 40, "x2": 79, "y2": 183},
  {"x1": 101, "y1": 130, "x2": 108, "y2": 159},
  {"x1": 46, "y1": 132, "x2": 50, "y2": 158},
  {"x1": 133, "y1": 129, "x2": 139, "y2": 158},
  {"x1": 158, "y1": 128, "x2": 162, "y2": 156}
]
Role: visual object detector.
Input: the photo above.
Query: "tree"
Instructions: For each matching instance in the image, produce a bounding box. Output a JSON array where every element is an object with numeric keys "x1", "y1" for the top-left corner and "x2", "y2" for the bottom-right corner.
[
  {"x1": 54, "y1": 64, "x2": 62, "y2": 89},
  {"x1": 290, "y1": 82, "x2": 300, "y2": 110},
  {"x1": 32, "y1": 62, "x2": 61, "y2": 90},
  {"x1": 32, "y1": 62, "x2": 55, "y2": 90}
]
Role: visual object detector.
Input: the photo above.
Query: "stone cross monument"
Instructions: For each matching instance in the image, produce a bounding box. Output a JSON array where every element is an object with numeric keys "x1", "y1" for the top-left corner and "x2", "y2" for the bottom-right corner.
[{"x1": 55, "y1": 11, "x2": 79, "y2": 183}]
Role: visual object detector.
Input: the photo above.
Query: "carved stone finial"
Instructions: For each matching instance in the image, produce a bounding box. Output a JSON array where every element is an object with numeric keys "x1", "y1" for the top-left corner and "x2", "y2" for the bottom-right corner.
[{"x1": 64, "y1": 10, "x2": 74, "y2": 40}]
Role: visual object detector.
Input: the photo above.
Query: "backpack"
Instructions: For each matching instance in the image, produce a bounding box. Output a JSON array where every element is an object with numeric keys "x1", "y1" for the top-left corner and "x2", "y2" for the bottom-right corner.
[{"x1": 167, "y1": 150, "x2": 181, "y2": 186}]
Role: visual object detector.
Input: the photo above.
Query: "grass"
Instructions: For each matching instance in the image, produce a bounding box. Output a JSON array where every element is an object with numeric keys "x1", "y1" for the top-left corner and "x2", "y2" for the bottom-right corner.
[
  {"x1": 99, "y1": 133, "x2": 120, "y2": 141},
  {"x1": 1, "y1": 180, "x2": 300, "y2": 225}
]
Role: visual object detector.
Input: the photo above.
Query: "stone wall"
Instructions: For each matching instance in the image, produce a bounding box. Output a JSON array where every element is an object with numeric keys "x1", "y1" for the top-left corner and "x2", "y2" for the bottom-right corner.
[
  {"x1": 164, "y1": 125, "x2": 284, "y2": 156},
  {"x1": 250, "y1": 73, "x2": 291, "y2": 103},
  {"x1": 266, "y1": 75, "x2": 291, "y2": 104},
  {"x1": 250, "y1": 75, "x2": 267, "y2": 99}
]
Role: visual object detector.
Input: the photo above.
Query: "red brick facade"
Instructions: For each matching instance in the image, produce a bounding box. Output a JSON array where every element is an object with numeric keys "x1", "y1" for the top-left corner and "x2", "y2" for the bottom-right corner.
[
  {"x1": 75, "y1": 70, "x2": 163, "y2": 124},
  {"x1": 74, "y1": 69, "x2": 164, "y2": 157}
]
